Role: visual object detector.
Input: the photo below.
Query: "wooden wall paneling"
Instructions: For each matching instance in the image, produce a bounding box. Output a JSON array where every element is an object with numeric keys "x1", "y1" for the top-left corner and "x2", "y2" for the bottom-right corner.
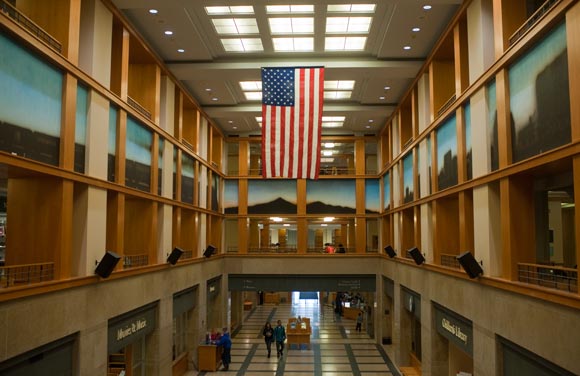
[
  {"x1": 458, "y1": 190, "x2": 474, "y2": 253},
  {"x1": 212, "y1": 129, "x2": 223, "y2": 169},
  {"x1": 237, "y1": 217, "x2": 248, "y2": 254},
  {"x1": 127, "y1": 63, "x2": 159, "y2": 119},
  {"x1": 567, "y1": 3, "x2": 580, "y2": 141},
  {"x1": 16, "y1": 0, "x2": 76, "y2": 61},
  {"x1": 433, "y1": 196, "x2": 460, "y2": 263},
  {"x1": 430, "y1": 60, "x2": 455, "y2": 116},
  {"x1": 181, "y1": 106, "x2": 195, "y2": 148},
  {"x1": 401, "y1": 208, "x2": 414, "y2": 252},
  {"x1": 383, "y1": 216, "x2": 392, "y2": 248},
  {"x1": 356, "y1": 178, "x2": 365, "y2": 215},
  {"x1": 124, "y1": 197, "x2": 156, "y2": 259},
  {"x1": 149, "y1": 201, "x2": 158, "y2": 263},
  {"x1": 500, "y1": 174, "x2": 535, "y2": 280},
  {"x1": 355, "y1": 139, "x2": 365, "y2": 175},
  {"x1": 5, "y1": 178, "x2": 71, "y2": 276},
  {"x1": 297, "y1": 179, "x2": 307, "y2": 215},
  {"x1": 495, "y1": 69, "x2": 513, "y2": 168},
  {"x1": 182, "y1": 210, "x2": 196, "y2": 253},
  {"x1": 110, "y1": 22, "x2": 129, "y2": 99},
  {"x1": 355, "y1": 217, "x2": 366, "y2": 253},
  {"x1": 400, "y1": 103, "x2": 412, "y2": 150},
  {"x1": 60, "y1": 73, "x2": 77, "y2": 170},
  {"x1": 193, "y1": 110, "x2": 200, "y2": 154},
  {"x1": 238, "y1": 179, "x2": 248, "y2": 215},
  {"x1": 454, "y1": 17, "x2": 470, "y2": 95},
  {"x1": 414, "y1": 206, "x2": 422, "y2": 251},
  {"x1": 238, "y1": 141, "x2": 249, "y2": 175},
  {"x1": 411, "y1": 89, "x2": 419, "y2": 139},
  {"x1": 174, "y1": 90, "x2": 183, "y2": 141},
  {"x1": 492, "y1": 0, "x2": 527, "y2": 58},
  {"x1": 249, "y1": 219, "x2": 259, "y2": 250}
]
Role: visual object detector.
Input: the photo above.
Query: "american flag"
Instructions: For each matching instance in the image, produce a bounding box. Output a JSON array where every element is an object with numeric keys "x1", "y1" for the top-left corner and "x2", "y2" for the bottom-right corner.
[{"x1": 261, "y1": 67, "x2": 324, "y2": 179}]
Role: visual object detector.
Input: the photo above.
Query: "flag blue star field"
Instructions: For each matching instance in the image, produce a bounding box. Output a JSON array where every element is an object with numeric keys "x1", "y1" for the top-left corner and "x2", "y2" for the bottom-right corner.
[{"x1": 261, "y1": 67, "x2": 324, "y2": 179}]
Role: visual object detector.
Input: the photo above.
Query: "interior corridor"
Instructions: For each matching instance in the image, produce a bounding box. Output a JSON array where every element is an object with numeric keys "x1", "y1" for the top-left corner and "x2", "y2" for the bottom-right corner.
[{"x1": 192, "y1": 294, "x2": 400, "y2": 375}]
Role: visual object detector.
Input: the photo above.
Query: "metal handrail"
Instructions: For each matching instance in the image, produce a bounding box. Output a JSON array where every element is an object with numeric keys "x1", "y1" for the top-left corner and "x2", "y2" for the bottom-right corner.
[
  {"x1": 123, "y1": 254, "x2": 149, "y2": 269},
  {"x1": 517, "y1": 262, "x2": 577, "y2": 293},
  {"x1": 508, "y1": 0, "x2": 561, "y2": 46},
  {"x1": 0, "y1": 262, "x2": 55, "y2": 288},
  {"x1": 0, "y1": 0, "x2": 62, "y2": 53}
]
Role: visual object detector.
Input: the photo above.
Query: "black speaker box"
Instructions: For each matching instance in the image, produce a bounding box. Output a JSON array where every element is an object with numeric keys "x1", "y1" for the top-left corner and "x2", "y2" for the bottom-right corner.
[
  {"x1": 167, "y1": 247, "x2": 184, "y2": 265},
  {"x1": 384, "y1": 245, "x2": 396, "y2": 258},
  {"x1": 204, "y1": 245, "x2": 216, "y2": 258},
  {"x1": 95, "y1": 251, "x2": 121, "y2": 278},
  {"x1": 408, "y1": 247, "x2": 425, "y2": 265},
  {"x1": 457, "y1": 251, "x2": 483, "y2": 278}
]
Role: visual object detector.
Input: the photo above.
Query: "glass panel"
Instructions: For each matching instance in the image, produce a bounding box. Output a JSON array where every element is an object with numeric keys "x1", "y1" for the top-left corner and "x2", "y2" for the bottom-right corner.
[
  {"x1": 319, "y1": 141, "x2": 354, "y2": 175},
  {"x1": 181, "y1": 153, "x2": 194, "y2": 204},
  {"x1": 158, "y1": 137, "x2": 164, "y2": 195},
  {"x1": 465, "y1": 103, "x2": 472, "y2": 180},
  {"x1": 0, "y1": 33, "x2": 62, "y2": 166},
  {"x1": 403, "y1": 152, "x2": 414, "y2": 203},
  {"x1": 366, "y1": 218, "x2": 379, "y2": 252},
  {"x1": 307, "y1": 218, "x2": 354, "y2": 253},
  {"x1": 487, "y1": 80, "x2": 498, "y2": 172},
  {"x1": 224, "y1": 180, "x2": 238, "y2": 214},
  {"x1": 74, "y1": 84, "x2": 88, "y2": 173},
  {"x1": 509, "y1": 23, "x2": 570, "y2": 163},
  {"x1": 365, "y1": 179, "x2": 379, "y2": 214},
  {"x1": 436, "y1": 116, "x2": 458, "y2": 190},
  {"x1": 125, "y1": 117, "x2": 152, "y2": 192},
  {"x1": 108, "y1": 106, "x2": 117, "y2": 182}
]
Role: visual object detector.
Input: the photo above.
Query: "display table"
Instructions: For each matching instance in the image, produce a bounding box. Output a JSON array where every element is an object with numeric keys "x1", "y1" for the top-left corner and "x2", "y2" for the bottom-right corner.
[
  {"x1": 198, "y1": 344, "x2": 222, "y2": 371},
  {"x1": 286, "y1": 319, "x2": 312, "y2": 350},
  {"x1": 244, "y1": 301, "x2": 253, "y2": 310},
  {"x1": 342, "y1": 306, "x2": 364, "y2": 320}
]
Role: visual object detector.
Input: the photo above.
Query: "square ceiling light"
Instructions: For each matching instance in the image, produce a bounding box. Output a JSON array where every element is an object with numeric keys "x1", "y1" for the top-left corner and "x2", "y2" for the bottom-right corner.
[
  {"x1": 212, "y1": 18, "x2": 259, "y2": 34},
  {"x1": 324, "y1": 91, "x2": 352, "y2": 99},
  {"x1": 325, "y1": 80, "x2": 355, "y2": 90},
  {"x1": 244, "y1": 92, "x2": 262, "y2": 100},
  {"x1": 221, "y1": 38, "x2": 264, "y2": 52},
  {"x1": 273, "y1": 37, "x2": 313, "y2": 51},
  {"x1": 206, "y1": 6, "x2": 254, "y2": 15},
  {"x1": 240, "y1": 81, "x2": 262, "y2": 90},
  {"x1": 269, "y1": 17, "x2": 314, "y2": 34}
]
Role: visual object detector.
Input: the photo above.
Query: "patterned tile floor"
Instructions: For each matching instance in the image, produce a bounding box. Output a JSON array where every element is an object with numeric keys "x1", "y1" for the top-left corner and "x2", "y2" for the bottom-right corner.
[{"x1": 191, "y1": 297, "x2": 400, "y2": 376}]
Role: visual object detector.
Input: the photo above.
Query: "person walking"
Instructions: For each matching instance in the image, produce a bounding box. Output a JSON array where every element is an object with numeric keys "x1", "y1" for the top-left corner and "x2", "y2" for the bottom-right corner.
[
  {"x1": 356, "y1": 312, "x2": 363, "y2": 332},
  {"x1": 262, "y1": 321, "x2": 274, "y2": 358},
  {"x1": 215, "y1": 327, "x2": 232, "y2": 371},
  {"x1": 273, "y1": 319, "x2": 286, "y2": 358}
]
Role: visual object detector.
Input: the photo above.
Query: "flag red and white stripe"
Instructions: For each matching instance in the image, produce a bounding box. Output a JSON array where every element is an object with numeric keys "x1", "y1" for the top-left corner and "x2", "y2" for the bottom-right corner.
[{"x1": 261, "y1": 67, "x2": 324, "y2": 179}]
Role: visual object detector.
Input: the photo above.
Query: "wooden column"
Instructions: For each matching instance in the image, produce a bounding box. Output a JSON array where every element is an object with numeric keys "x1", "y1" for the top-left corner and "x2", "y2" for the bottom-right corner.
[{"x1": 60, "y1": 73, "x2": 77, "y2": 170}]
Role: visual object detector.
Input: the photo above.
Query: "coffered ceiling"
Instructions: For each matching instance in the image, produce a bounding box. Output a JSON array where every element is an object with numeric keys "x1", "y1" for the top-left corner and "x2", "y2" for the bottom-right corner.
[{"x1": 111, "y1": 0, "x2": 462, "y2": 136}]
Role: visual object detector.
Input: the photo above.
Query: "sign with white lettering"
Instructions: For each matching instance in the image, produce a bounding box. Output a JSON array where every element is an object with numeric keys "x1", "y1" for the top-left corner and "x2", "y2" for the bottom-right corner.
[
  {"x1": 108, "y1": 303, "x2": 157, "y2": 353},
  {"x1": 434, "y1": 304, "x2": 473, "y2": 356}
]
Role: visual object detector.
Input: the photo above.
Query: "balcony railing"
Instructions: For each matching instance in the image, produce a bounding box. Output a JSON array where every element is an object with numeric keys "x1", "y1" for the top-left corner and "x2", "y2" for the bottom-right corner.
[
  {"x1": 127, "y1": 96, "x2": 152, "y2": 120},
  {"x1": 182, "y1": 250, "x2": 193, "y2": 260},
  {"x1": 509, "y1": 0, "x2": 561, "y2": 46},
  {"x1": 441, "y1": 253, "x2": 461, "y2": 269},
  {"x1": 124, "y1": 254, "x2": 149, "y2": 269},
  {"x1": 0, "y1": 0, "x2": 62, "y2": 53},
  {"x1": 517, "y1": 262, "x2": 578, "y2": 293},
  {"x1": 249, "y1": 247, "x2": 297, "y2": 254},
  {"x1": 0, "y1": 262, "x2": 55, "y2": 288}
]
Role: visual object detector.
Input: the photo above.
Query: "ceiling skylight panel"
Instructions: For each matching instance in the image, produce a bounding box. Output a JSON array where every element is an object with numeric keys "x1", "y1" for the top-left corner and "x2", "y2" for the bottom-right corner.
[
  {"x1": 269, "y1": 18, "x2": 313, "y2": 34},
  {"x1": 326, "y1": 17, "x2": 371, "y2": 33},
  {"x1": 240, "y1": 81, "x2": 262, "y2": 91},
  {"x1": 212, "y1": 18, "x2": 258, "y2": 35},
  {"x1": 244, "y1": 92, "x2": 262, "y2": 100},
  {"x1": 221, "y1": 38, "x2": 263, "y2": 52},
  {"x1": 266, "y1": 5, "x2": 314, "y2": 13},
  {"x1": 322, "y1": 116, "x2": 345, "y2": 122},
  {"x1": 324, "y1": 91, "x2": 352, "y2": 99},
  {"x1": 324, "y1": 80, "x2": 355, "y2": 90},
  {"x1": 272, "y1": 37, "x2": 313, "y2": 51},
  {"x1": 325, "y1": 36, "x2": 366, "y2": 51},
  {"x1": 327, "y1": 4, "x2": 376, "y2": 13},
  {"x1": 206, "y1": 6, "x2": 254, "y2": 15}
]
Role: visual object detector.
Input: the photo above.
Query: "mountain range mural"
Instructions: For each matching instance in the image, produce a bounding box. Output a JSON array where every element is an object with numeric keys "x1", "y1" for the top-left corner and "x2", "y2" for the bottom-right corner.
[
  {"x1": 248, "y1": 197, "x2": 297, "y2": 214},
  {"x1": 307, "y1": 179, "x2": 356, "y2": 214}
]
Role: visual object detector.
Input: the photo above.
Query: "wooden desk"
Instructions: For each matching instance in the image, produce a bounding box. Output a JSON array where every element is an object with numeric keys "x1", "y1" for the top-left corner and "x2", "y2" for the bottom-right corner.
[
  {"x1": 243, "y1": 301, "x2": 253, "y2": 310},
  {"x1": 342, "y1": 306, "x2": 363, "y2": 320},
  {"x1": 198, "y1": 345, "x2": 221, "y2": 371},
  {"x1": 264, "y1": 293, "x2": 280, "y2": 304},
  {"x1": 286, "y1": 332, "x2": 311, "y2": 349}
]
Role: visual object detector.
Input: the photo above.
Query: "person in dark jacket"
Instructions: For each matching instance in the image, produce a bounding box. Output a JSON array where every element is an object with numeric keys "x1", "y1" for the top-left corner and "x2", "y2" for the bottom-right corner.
[
  {"x1": 215, "y1": 327, "x2": 232, "y2": 371},
  {"x1": 262, "y1": 321, "x2": 274, "y2": 358},
  {"x1": 273, "y1": 319, "x2": 286, "y2": 358}
]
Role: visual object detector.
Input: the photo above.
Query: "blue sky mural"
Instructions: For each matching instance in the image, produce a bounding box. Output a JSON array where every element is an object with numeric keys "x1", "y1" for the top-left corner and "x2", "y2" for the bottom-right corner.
[
  {"x1": 307, "y1": 179, "x2": 356, "y2": 213},
  {"x1": 383, "y1": 172, "x2": 390, "y2": 210},
  {"x1": 365, "y1": 179, "x2": 380, "y2": 213}
]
